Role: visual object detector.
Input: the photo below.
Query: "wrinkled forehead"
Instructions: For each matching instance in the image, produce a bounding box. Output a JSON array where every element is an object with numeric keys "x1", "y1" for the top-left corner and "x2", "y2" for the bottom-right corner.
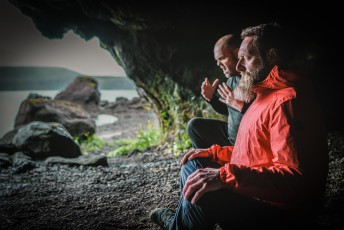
[{"x1": 238, "y1": 36, "x2": 260, "y2": 57}]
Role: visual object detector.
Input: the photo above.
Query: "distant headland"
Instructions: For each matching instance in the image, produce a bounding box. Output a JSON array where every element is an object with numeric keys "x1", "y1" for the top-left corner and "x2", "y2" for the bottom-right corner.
[{"x1": 0, "y1": 66, "x2": 136, "y2": 90}]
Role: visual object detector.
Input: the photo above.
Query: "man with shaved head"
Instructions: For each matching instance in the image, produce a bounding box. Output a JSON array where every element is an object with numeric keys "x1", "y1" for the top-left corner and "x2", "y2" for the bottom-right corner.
[{"x1": 187, "y1": 34, "x2": 251, "y2": 149}]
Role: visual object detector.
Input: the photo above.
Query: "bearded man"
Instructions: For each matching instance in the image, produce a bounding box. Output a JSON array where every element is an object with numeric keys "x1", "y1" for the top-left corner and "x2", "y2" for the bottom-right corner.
[{"x1": 150, "y1": 23, "x2": 329, "y2": 230}]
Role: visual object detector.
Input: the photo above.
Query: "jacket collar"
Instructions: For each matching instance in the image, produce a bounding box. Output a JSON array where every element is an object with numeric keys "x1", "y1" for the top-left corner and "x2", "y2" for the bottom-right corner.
[{"x1": 252, "y1": 65, "x2": 296, "y2": 93}]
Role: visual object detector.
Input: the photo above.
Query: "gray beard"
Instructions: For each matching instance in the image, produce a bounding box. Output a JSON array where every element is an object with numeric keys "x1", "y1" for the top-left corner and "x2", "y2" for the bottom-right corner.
[
  {"x1": 233, "y1": 64, "x2": 266, "y2": 103},
  {"x1": 233, "y1": 72, "x2": 256, "y2": 103}
]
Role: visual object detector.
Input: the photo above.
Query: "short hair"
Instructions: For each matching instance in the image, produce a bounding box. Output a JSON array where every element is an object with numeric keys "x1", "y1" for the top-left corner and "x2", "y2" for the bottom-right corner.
[{"x1": 241, "y1": 23, "x2": 308, "y2": 70}]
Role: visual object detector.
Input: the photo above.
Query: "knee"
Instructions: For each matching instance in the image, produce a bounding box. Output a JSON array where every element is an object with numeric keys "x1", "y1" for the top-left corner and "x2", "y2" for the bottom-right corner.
[
  {"x1": 180, "y1": 163, "x2": 191, "y2": 183},
  {"x1": 180, "y1": 160, "x2": 198, "y2": 184},
  {"x1": 180, "y1": 158, "x2": 209, "y2": 183},
  {"x1": 187, "y1": 117, "x2": 204, "y2": 134}
]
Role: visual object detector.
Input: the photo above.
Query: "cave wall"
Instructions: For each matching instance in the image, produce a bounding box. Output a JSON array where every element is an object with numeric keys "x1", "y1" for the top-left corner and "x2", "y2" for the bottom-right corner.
[{"x1": 9, "y1": 0, "x2": 343, "y2": 141}]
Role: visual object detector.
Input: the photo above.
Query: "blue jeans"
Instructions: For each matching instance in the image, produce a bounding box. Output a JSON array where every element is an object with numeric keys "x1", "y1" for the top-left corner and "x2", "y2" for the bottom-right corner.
[{"x1": 169, "y1": 158, "x2": 286, "y2": 230}]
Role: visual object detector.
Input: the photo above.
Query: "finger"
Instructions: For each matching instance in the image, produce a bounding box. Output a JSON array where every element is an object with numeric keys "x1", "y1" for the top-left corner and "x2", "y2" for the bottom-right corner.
[
  {"x1": 183, "y1": 172, "x2": 200, "y2": 199},
  {"x1": 217, "y1": 84, "x2": 224, "y2": 93},
  {"x1": 183, "y1": 169, "x2": 206, "y2": 203},
  {"x1": 182, "y1": 177, "x2": 193, "y2": 199},
  {"x1": 212, "y1": 79, "x2": 220, "y2": 87},
  {"x1": 187, "y1": 168, "x2": 204, "y2": 182},
  {"x1": 204, "y1": 77, "x2": 210, "y2": 86},
  {"x1": 183, "y1": 182, "x2": 198, "y2": 201},
  {"x1": 219, "y1": 97, "x2": 226, "y2": 104},
  {"x1": 227, "y1": 88, "x2": 233, "y2": 97},
  {"x1": 191, "y1": 184, "x2": 207, "y2": 204},
  {"x1": 217, "y1": 85, "x2": 225, "y2": 98},
  {"x1": 188, "y1": 150, "x2": 209, "y2": 161},
  {"x1": 180, "y1": 155, "x2": 188, "y2": 166},
  {"x1": 180, "y1": 149, "x2": 195, "y2": 165},
  {"x1": 221, "y1": 82, "x2": 231, "y2": 94}
]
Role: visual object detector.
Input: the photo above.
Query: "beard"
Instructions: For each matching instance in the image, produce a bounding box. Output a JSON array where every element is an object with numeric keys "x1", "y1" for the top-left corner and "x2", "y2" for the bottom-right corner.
[{"x1": 233, "y1": 61, "x2": 267, "y2": 103}]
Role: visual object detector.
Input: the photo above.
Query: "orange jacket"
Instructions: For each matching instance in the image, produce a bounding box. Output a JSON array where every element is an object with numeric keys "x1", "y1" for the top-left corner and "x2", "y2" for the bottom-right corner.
[{"x1": 208, "y1": 66, "x2": 329, "y2": 212}]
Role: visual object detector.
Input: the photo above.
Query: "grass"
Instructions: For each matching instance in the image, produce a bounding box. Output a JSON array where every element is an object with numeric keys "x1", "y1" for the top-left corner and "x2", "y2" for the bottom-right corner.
[
  {"x1": 74, "y1": 132, "x2": 106, "y2": 153},
  {"x1": 74, "y1": 120, "x2": 192, "y2": 157},
  {"x1": 74, "y1": 121, "x2": 161, "y2": 157},
  {"x1": 172, "y1": 130, "x2": 191, "y2": 156},
  {"x1": 107, "y1": 122, "x2": 160, "y2": 156}
]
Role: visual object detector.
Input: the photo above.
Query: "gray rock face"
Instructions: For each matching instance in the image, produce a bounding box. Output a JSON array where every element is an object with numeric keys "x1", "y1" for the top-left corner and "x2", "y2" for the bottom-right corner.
[
  {"x1": 14, "y1": 96, "x2": 96, "y2": 138},
  {"x1": 0, "y1": 153, "x2": 12, "y2": 169},
  {"x1": 12, "y1": 121, "x2": 82, "y2": 159},
  {"x1": 55, "y1": 76, "x2": 101, "y2": 113},
  {"x1": 11, "y1": 152, "x2": 36, "y2": 174},
  {"x1": 45, "y1": 154, "x2": 108, "y2": 167}
]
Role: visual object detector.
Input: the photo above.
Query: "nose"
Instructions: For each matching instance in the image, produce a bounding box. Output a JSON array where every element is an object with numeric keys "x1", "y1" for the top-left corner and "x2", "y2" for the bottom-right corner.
[{"x1": 236, "y1": 57, "x2": 245, "y2": 72}]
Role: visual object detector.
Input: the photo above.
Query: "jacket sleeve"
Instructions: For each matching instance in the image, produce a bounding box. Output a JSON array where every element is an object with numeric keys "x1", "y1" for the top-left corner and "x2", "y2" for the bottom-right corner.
[
  {"x1": 207, "y1": 144, "x2": 234, "y2": 166},
  {"x1": 208, "y1": 96, "x2": 228, "y2": 115},
  {"x1": 218, "y1": 101, "x2": 310, "y2": 203}
]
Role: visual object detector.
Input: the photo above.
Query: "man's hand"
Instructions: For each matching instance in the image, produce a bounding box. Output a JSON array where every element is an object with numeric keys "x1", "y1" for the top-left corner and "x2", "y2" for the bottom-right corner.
[
  {"x1": 180, "y1": 148, "x2": 210, "y2": 166},
  {"x1": 218, "y1": 82, "x2": 244, "y2": 112},
  {"x1": 183, "y1": 168, "x2": 222, "y2": 204},
  {"x1": 201, "y1": 77, "x2": 219, "y2": 101}
]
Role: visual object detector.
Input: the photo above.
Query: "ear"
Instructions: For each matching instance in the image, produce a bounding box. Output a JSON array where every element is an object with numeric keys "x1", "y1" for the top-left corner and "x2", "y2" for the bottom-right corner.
[{"x1": 266, "y1": 48, "x2": 278, "y2": 65}]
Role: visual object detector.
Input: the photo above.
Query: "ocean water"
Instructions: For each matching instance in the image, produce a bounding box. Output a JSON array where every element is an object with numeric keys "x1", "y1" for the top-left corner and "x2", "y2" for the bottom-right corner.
[{"x1": 0, "y1": 89, "x2": 138, "y2": 138}]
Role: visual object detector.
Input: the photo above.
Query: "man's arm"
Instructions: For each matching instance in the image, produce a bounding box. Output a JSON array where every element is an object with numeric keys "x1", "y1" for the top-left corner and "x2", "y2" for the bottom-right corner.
[
  {"x1": 219, "y1": 101, "x2": 317, "y2": 203},
  {"x1": 201, "y1": 77, "x2": 228, "y2": 115},
  {"x1": 217, "y1": 82, "x2": 245, "y2": 112},
  {"x1": 208, "y1": 95, "x2": 228, "y2": 115}
]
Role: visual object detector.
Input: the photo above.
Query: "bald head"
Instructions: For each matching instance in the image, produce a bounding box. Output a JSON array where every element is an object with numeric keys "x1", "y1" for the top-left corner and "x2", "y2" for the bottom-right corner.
[
  {"x1": 214, "y1": 34, "x2": 241, "y2": 78},
  {"x1": 215, "y1": 34, "x2": 241, "y2": 51}
]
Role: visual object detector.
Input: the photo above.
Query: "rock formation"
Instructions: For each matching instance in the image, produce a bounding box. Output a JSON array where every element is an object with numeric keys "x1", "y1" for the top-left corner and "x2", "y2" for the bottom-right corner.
[
  {"x1": 15, "y1": 94, "x2": 96, "y2": 138},
  {"x1": 9, "y1": 0, "x2": 343, "y2": 141},
  {"x1": 55, "y1": 76, "x2": 101, "y2": 113}
]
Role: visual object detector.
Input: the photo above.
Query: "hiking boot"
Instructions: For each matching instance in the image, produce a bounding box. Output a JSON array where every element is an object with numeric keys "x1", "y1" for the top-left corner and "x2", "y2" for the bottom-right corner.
[{"x1": 149, "y1": 207, "x2": 175, "y2": 229}]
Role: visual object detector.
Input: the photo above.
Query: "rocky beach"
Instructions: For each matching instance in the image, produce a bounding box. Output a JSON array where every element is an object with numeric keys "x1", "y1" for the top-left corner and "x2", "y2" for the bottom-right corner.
[{"x1": 0, "y1": 94, "x2": 343, "y2": 229}]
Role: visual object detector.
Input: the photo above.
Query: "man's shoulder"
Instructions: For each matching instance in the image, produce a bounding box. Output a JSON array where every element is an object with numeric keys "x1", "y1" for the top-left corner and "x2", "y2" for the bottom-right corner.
[
  {"x1": 267, "y1": 87, "x2": 296, "y2": 105},
  {"x1": 226, "y1": 76, "x2": 241, "y2": 88}
]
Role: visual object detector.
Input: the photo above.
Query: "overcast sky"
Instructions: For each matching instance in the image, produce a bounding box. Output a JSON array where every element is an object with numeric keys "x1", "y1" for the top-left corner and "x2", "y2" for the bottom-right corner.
[{"x1": 0, "y1": 0, "x2": 126, "y2": 76}]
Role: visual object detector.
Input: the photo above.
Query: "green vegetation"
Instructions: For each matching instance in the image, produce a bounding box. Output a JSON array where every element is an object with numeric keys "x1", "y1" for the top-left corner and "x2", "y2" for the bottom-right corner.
[
  {"x1": 74, "y1": 132, "x2": 106, "y2": 153},
  {"x1": 108, "y1": 121, "x2": 160, "y2": 156},
  {"x1": 172, "y1": 129, "x2": 191, "y2": 156},
  {"x1": 78, "y1": 76, "x2": 97, "y2": 88},
  {"x1": 74, "y1": 121, "x2": 162, "y2": 157}
]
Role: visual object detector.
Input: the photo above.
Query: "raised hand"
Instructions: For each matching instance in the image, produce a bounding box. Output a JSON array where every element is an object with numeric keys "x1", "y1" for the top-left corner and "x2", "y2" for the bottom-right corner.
[
  {"x1": 218, "y1": 82, "x2": 244, "y2": 112},
  {"x1": 201, "y1": 77, "x2": 219, "y2": 101}
]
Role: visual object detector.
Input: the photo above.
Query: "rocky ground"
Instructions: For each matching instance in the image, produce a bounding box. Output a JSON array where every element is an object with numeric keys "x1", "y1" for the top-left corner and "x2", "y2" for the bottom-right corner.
[{"x1": 0, "y1": 97, "x2": 343, "y2": 230}]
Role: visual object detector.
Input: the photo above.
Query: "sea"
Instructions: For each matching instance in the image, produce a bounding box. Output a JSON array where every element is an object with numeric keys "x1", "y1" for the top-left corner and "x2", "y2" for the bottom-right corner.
[{"x1": 0, "y1": 89, "x2": 138, "y2": 138}]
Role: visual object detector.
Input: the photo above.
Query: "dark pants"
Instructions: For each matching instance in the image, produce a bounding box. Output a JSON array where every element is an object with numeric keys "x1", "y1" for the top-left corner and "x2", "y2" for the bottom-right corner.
[
  {"x1": 169, "y1": 158, "x2": 289, "y2": 230},
  {"x1": 187, "y1": 117, "x2": 231, "y2": 148}
]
